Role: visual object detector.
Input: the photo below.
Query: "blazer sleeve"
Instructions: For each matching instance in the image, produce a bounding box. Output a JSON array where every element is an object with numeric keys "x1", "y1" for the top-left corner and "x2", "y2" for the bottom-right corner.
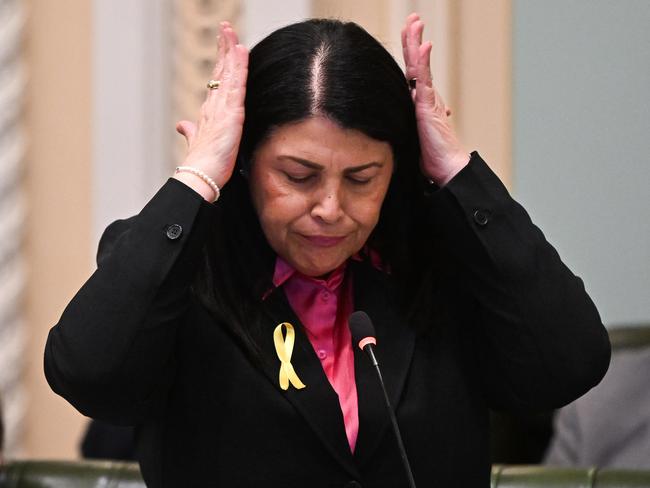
[
  {"x1": 44, "y1": 178, "x2": 216, "y2": 425},
  {"x1": 427, "y1": 152, "x2": 611, "y2": 411}
]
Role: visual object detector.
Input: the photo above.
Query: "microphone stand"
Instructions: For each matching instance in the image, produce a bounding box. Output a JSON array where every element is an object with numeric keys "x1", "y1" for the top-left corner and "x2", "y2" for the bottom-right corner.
[{"x1": 365, "y1": 347, "x2": 417, "y2": 488}]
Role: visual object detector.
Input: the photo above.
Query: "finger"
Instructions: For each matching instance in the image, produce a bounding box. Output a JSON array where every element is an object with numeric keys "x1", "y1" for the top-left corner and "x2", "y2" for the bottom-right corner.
[
  {"x1": 418, "y1": 41, "x2": 433, "y2": 89},
  {"x1": 211, "y1": 24, "x2": 226, "y2": 78},
  {"x1": 414, "y1": 41, "x2": 435, "y2": 106},
  {"x1": 207, "y1": 24, "x2": 229, "y2": 103},
  {"x1": 411, "y1": 20, "x2": 424, "y2": 51},
  {"x1": 216, "y1": 25, "x2": 233, "y2": 75},
  {"x1": 225, "y1": 26, "x2": 235, "y2": 63},
  {"x1": 415, "y1": 18, "x2": 424, "y2": 45},
  {"x1": 406, "y1": 20, "x2": 424, "y2": 79},
  {"x1": 406, "y1": 12, "x2": 420, "y2": 29},
  {"x1": 205, "y1": 25, "x2": 235, "y2": 109},
  {"x1": 401, "y1": 13, "x2": 419, "y2": 68},
  {"x1": 176, "y1": 120, "x2": 197, "y2": 145},
  {"x1": 221, "y1": 26, "x2": 237, "y2": 86},
  {"x1": 418, "y1": 41, "x2": 448, "y2": 116},
  {"x1": 228, "y1": 22, "x2": 240, "y2": 45},
  {"x1": 227, "y1": 43, "x2": 249, "y2": 109}
]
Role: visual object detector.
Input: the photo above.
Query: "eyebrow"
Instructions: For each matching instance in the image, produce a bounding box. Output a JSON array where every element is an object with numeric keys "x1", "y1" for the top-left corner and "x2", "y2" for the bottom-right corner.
[{"x1": 278, "y1": 155, "x2": 384, "y2": 173}]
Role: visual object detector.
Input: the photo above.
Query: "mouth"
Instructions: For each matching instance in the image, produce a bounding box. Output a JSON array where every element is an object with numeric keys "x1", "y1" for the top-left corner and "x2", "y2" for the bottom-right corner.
[{"x1": 299, "y1": 234, "x2": 347, "y2": 247}]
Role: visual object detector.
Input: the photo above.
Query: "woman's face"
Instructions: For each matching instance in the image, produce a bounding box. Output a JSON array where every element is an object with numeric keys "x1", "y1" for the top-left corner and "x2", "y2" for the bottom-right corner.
[{"x1": 249, "y1": 116, "x2": 394, "y2": 277}]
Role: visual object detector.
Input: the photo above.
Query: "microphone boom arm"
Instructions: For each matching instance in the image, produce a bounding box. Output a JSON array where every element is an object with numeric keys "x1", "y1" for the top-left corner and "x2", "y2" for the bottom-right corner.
[{"x1": 365, "y1": 346, "x2": 417, "y2": 488}]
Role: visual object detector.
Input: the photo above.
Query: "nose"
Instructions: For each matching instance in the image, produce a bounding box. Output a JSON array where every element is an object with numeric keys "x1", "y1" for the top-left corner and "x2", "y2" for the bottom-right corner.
[{"x1": 310, "y1": 185, "x2": 344, "y2": 224}]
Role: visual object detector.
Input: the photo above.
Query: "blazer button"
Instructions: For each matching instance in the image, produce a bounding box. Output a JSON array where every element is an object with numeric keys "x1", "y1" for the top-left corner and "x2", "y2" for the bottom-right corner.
[
  {"x1": 344, "y1": 482, "x2": 362, "y2": 488},
  {"x1": 473, "y1": 209, "x2": 490, "y2": 226},
  {"x1": 165, "y1": 223, "x2": 183, "y2": 240}
]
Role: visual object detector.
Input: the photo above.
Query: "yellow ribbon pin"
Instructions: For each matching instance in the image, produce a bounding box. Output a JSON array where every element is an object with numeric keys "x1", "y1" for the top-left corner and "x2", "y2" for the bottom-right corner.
[{"x1": 273, "y1": 322, "x2": 306, "y2": 391}]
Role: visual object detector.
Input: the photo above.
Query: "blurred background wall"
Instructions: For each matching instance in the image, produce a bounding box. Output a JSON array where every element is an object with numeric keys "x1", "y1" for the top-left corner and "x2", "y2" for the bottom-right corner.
[
  {"x1": 512, "y1": 0, "x2": 650, "y2": 327},
  {"x1": 0, "y1": 0, "x2": 27, "y2": 461},
  {"x1": 21, "y1": 0, "x2": 93, "y2": 460},
  {"x1": 0, "y1": 0, "x2": 645, "y2": 461}
]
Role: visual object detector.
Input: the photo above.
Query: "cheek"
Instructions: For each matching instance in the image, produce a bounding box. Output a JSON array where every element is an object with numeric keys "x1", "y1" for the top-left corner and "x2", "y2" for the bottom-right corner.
[
  {"x1": 256, "y1": 191, "x2": 310, "y2": 240},
  {"x1": 348, "y1": 193, "x2": 386, "y2": 230}
]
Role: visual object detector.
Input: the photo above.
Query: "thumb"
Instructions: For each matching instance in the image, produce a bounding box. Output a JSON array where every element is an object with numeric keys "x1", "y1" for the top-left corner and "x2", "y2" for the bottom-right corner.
[{"x1": 176, "y1": 120, "x2": 197, "y2": 145}]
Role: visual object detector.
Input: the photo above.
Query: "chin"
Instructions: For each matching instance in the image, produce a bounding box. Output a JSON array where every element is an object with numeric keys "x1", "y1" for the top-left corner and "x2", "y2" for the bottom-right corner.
[
  {"x1": 297, "y1": 264, "x2": 335, "y2": 277},
  {"x1": 295, "y1": 256, "x2": 347, "y2": 277}
]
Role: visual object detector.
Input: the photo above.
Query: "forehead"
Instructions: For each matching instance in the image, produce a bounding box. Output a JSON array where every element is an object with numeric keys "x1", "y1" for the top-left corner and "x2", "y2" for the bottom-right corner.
[{"x1": 255, "y1": 116, "x2": 393, "y2": 168}]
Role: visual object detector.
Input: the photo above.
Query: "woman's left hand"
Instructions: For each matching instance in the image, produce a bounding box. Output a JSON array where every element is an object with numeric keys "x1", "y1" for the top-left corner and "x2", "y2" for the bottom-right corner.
[{"x1": 402, "y1": 13, "x2": 470, "y2": 186}]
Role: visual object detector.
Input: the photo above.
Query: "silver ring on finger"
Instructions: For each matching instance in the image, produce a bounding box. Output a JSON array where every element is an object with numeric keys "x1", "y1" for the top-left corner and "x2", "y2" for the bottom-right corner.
[
  {"x1": 207, "y1": 79, "x2": 221, "y2": 90},
  {"x1": 408, "y1": 77, "x2": 417, "y2": 89}
]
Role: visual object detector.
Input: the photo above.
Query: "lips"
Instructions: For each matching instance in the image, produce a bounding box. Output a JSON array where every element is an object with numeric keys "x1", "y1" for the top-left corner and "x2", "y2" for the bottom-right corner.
[{"x1": 300, "y1": 234, "x2": 346, "y2": 247}]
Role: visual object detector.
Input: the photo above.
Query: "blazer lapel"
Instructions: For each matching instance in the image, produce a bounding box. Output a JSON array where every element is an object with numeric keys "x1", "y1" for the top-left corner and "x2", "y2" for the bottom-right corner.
[
  {"x1": 258, "y1": 287, "x2": 360, "y2": 478},
  {"x1": 350, "y1": 259, "x2": 416, "y2": 467}
]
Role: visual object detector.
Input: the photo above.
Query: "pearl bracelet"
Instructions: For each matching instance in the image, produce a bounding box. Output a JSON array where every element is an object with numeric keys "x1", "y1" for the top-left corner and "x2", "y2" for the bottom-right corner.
[{"x1": 175, "y1": 166, "x2": 221, "y2": 202}]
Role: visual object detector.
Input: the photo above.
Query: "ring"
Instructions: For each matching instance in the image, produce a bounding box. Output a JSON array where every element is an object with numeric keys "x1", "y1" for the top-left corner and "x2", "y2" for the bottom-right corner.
[
  {"x1": 207, "y1": 79, "x2": 221, "y2": 90},
  {"x1": 408, "y1": 77, "x2": 417, "y2": 89}
]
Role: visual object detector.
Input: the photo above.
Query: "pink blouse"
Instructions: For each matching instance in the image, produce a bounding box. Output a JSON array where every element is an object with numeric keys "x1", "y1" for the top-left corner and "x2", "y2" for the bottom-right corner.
[{"x1": 271, "y1": 257, "x2": 359, "y2": 452}]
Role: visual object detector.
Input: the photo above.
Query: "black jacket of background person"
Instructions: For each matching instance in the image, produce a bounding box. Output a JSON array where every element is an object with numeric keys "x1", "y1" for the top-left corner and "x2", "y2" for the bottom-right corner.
[{"x1": 44, "y1": 152, "x2": 610, "y2": 488}]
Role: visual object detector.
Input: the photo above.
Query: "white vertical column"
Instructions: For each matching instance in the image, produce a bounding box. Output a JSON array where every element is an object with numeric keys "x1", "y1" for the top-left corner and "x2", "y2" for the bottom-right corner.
[
  {"x1": 242, "y1": 0, "x2": 310, "y2": 47},
  {"x1": 0, "y1": 0, "x2": 27, "y2": 457},
  {"x1": 92, "y1": 0, "x2": 172, "y2": 245}
]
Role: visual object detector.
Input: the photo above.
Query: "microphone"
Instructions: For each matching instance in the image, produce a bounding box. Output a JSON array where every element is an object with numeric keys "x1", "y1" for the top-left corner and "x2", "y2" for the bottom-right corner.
[{"x1": 349, "y1": 311, "x2": 417, "y2": 488}]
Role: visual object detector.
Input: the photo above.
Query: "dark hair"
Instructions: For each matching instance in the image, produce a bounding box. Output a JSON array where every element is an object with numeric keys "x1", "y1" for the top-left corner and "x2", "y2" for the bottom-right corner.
[{"x1": 194, "y1": 19, "x2": 437, "y2": 356}]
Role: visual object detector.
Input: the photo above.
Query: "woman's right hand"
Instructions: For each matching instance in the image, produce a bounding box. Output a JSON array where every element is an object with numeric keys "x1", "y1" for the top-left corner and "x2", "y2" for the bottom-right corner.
[{"x1": 173, "y1": 22, "x2": 249, "y2": 201}]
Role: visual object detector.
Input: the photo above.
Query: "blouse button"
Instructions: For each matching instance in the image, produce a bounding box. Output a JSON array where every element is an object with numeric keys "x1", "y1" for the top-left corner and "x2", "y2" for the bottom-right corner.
[
  {"x1": 317, "y1": 350, "x2": 327, "y2": 359},
  {"x1": 321, "y1": 291, "x2": 330, "y2": 301}
]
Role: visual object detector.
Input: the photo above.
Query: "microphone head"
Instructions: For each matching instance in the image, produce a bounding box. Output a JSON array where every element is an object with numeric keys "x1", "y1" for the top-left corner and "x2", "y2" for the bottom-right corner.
[{"x1": 349, "y1": 311, "x2": 377, "y2": 350}]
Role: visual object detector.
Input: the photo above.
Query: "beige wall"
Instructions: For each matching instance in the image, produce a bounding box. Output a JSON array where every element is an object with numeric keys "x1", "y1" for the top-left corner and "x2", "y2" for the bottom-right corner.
[
  {"x1": 313, "y1": 0, "x2": 391, "y2": 41},
  {"x1": 449, "y1": 0, "x2": 512, "y2": 186},
  {"x1": 22, "y1": 0, "x2": 93, "y2": 458}
]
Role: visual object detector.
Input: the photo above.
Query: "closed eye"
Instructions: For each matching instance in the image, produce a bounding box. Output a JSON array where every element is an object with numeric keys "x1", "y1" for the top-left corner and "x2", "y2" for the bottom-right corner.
[
  {"x1": 347, "y1": 176, "x2": 372, "y2": 185},
  {"x1": 285, "y1": 173, "x2": 316, "y2": 184}
]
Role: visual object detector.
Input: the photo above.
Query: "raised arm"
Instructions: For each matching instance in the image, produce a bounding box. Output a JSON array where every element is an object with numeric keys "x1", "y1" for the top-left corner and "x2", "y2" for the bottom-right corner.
[
  {"x1": 401, "y1": 13, "x2": 610, "y2": 410},
  {"x1": 45, "y1": 22, "x2": 249, "y2": 424}
]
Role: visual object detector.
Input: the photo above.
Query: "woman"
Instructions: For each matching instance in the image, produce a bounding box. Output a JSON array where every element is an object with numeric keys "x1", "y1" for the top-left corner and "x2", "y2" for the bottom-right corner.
[{"x1": 45, "y1": 15, "x2": 610, "y2": 487}]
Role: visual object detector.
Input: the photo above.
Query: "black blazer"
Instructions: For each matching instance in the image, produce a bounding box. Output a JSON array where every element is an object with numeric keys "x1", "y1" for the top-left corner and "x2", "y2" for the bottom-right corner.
[{"x1": 45, "y1": 153, "x2": 610, "y2": 488}]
